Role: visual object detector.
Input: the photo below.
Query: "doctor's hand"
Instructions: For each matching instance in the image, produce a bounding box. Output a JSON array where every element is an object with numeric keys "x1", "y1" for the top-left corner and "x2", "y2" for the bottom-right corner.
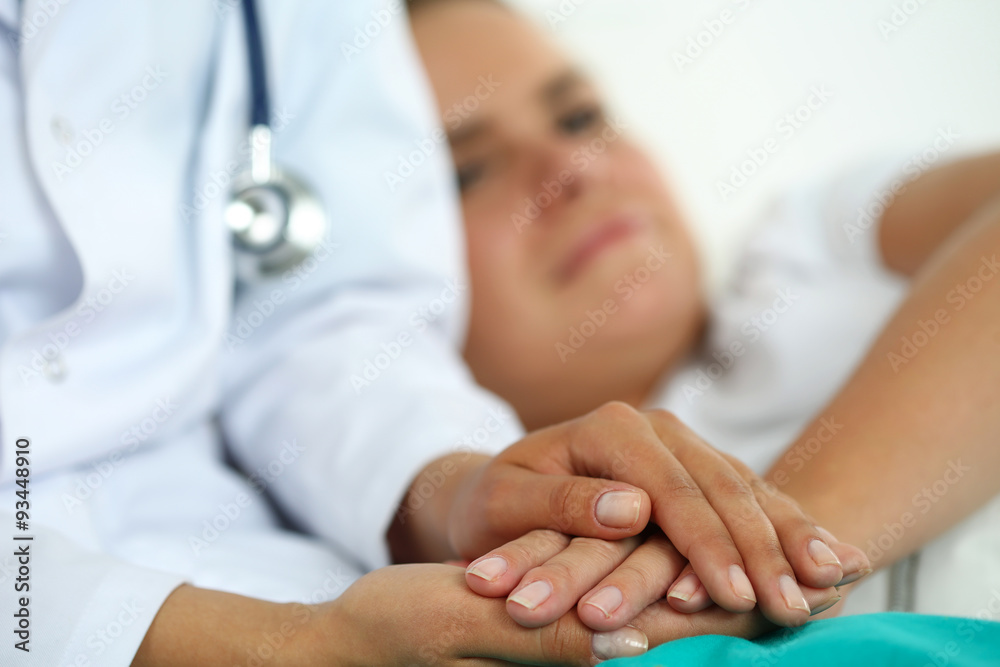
[
  {"x1": 330, "y1": 563, "x2": 844, "y2": 665},
  {"x1": 389, "y1": 402, "x2": 870, "y2": 628},
  {"x1": 133, "y1": 565, "x2": 843, "y2": 667}
]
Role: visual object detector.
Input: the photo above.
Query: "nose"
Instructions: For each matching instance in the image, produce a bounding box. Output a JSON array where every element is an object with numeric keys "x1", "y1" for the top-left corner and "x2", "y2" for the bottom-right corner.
[{"x1": 524, "y1": 132, "x2": 612, "y2": 225}]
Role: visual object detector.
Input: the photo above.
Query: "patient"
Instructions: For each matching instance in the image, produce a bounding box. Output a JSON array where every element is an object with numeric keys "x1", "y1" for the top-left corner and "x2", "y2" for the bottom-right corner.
[{"x1": 408, "y1": 0, "x2": 1000, "y2": 630}]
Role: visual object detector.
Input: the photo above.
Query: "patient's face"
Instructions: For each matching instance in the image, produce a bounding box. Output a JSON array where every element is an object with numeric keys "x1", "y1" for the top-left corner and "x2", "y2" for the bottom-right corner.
[{"x1": 411, "y1": 0, "x2": 704, "y2": 429}]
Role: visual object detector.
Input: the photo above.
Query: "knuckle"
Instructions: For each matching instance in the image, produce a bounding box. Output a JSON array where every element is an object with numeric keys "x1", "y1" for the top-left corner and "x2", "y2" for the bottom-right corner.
[
  {"x1": 727, "y1": 502, "x2": 774, "y2": 542},
  {"x1": 646, "y1": 408, "x2": 683, "y2": 429},
  {"x1": 735, "y1": 500, "x2": 767, "y2": 531},
  {"x1": 616, "y1": 562, "x2": 658, "y2": 601},
  {"x1": 662, "y1": 469, "x2": 704, "y2": 501},
  {"x1": 709, "y1": 476, "x2": 764, "y2": 530},
  {"x1": 757, "y1": 487, "x2": 802, "y2": 523},
  {"x1": 569, "y1": 536, "x2": 623, "y2": 565},
  {"x1": 711, "y1": 473, "x2": 755, "y2": 501},
  {"x1": 748, "y1": 476, "x2": 779, "y2": 507},
  {"x1": 749, "y1": 534, "x2": 789, "y2": 566},
  {"x1": 592, "y1": 400, "x2": 641, "y2": 425},
  {"x1": 503, "y1": 530, "x2": 569, "y2": 566},
  {"x1": 533, "y1": 558, "x2": 575, "y2": 587},
  {"x1": 775, "y1": 491, "x2": 805, "y2": 515},
  {"x1": 502, "y1": 541, "x2": 537, "y2": 567},
  {"x1": 548, "y1": 479, "x2": 586, "y2": 530},
  {"x1": 533, "y1": 528, "x2": 572, "y2": 551},
  {"x1": 743, "y1": 535, "x2": 792, "y2": 574}
]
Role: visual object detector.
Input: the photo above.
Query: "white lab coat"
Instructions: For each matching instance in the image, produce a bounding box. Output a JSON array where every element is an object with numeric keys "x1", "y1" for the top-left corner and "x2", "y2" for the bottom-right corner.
[{"x1": 0, "y1": 1, "x2": 522, "y2": 664}]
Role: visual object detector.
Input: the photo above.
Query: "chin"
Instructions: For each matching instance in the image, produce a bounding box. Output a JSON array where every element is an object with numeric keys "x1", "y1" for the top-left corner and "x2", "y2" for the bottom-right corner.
[{"x1": 605, "y1": 283, "x2": 685, "y2": 342}]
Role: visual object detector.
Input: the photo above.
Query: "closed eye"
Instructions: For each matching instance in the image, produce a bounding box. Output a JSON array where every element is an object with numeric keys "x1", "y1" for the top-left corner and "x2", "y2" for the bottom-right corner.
[{"x1": 558, "y1": 105, "x2": 604, "y2": 135}]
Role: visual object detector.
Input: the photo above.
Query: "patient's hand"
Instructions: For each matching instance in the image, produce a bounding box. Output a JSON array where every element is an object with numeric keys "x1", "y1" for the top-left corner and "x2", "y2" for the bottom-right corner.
[
  {"x1": 465, "y1": 527, "x2": 854, "y2": 633},
  {"x1": 439, "y1": 403, "x2": 870, "y2": 628}
]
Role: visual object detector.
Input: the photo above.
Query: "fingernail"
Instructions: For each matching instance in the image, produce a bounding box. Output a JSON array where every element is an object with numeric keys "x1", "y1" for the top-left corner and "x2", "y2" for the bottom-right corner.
[
  {"x1": 837, "y1": 567, "x2": 873, "y2": 587},
  {"x1": 583, "y1": 586, "x2": 623, "y2": 619},
  {"x1": 808, "y1": 539, "x2": 842, "y2": 568},
  {"x1": 467, "y1": 556, "x2": 508, "y2": 583},
  {"x1": 729, "y1": 564, "x2": 757, "y2": 603},
  {"x1": 667, "y1": 573, "x2": 700, "y2": 602},
  {"x1": 778, "y1": 574, "x2": 811, "y2": 613},
  {"x1": 509, "y1": 580, "x2": 552, "y2": 611},
  {"x1": 810, "y1": 595, "x2": 842, "y2": 616},
  {"x1": 595, "y1": 491, "x2": 642, "y2": 529},
  {"x1": 592, "y1": 626, "x2": 648, "y2": 661}
]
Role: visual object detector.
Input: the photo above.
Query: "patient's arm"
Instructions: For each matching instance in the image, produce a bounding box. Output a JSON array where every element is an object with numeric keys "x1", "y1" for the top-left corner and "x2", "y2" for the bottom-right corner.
[
  {"x1": 660, "y1": 152, "x2": 1000, "y2": 615},
  {"x1": 879, "y1": 150, "x2": 1000, "y2": 276},
  {"x1": 765, "y1": 152, "x2": 1000, "y2": 573}
]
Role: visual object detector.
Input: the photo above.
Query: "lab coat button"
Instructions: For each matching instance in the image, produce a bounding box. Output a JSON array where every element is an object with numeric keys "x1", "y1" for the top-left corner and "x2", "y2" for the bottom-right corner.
[
  {"x1": 43, "y1": 354, "x2": 67, "y2": 382},
  {"x1": 50, "y1": 116, "x2": 75, "y2": 146}
]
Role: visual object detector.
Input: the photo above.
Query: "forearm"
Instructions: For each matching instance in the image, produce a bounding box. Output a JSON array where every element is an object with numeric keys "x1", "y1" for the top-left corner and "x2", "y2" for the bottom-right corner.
[
  {"x1": 387, "y1": 452, "x2": 492, "y2": 563},
  {"x1": 767, "y1": 199, "x2": 1000, "y2": 569},
  {"x1": 880, "y1": 150, "x2": 1000, "y2": 274},
  {"x1": 132, "y1": 585, "x2": 330, "y2": 666}
]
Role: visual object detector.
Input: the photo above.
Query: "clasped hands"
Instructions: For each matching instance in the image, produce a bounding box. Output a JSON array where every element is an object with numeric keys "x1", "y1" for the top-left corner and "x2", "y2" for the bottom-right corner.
[{"x1": 373, "y1": 402, "x2": 870, "y2": 665}]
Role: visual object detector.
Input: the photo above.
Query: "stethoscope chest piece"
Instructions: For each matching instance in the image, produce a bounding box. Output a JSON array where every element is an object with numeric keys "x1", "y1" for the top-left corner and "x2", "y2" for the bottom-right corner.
[
  {"x1": 227, "y1": 0, "x2": 327, "y2": 282},
  {"x1": 226, "y1": 126, "x2": 325, "y2": 280}
]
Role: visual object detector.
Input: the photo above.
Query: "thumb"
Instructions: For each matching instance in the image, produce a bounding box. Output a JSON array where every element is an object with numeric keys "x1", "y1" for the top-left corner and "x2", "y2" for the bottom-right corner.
[{"x1": 486, "y1": 466, "x2": 652, "y2": 544}]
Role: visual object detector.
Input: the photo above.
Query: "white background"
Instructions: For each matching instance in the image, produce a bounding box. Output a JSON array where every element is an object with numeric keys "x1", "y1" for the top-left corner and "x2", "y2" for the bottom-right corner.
[{"x1": 504, "y1": 0, "x2": 1000, "y2": 289}]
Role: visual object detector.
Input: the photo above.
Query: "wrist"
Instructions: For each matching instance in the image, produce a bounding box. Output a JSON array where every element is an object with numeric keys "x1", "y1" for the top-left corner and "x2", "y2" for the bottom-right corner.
[
  {"x1": 291, "y1": 598, "x2": 357, "y2": 667},
  {"x1": 134, "y1": 586, "x2": 312, "y2": 667},
  {"x1": 388, "y1": 452, "x2": 492, "y2": 563}
]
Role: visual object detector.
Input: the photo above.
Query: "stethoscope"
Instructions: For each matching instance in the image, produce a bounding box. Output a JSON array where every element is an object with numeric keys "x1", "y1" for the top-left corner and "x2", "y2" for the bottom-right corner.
[{"x1": 225, "y1": 0, "x2": 327, "y2": 280}]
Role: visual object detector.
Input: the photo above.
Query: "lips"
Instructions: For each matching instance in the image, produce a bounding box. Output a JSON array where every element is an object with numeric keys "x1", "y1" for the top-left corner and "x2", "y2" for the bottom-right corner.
[{"x1": 556, "y1": 213, "x2": 646, "y2": 283}]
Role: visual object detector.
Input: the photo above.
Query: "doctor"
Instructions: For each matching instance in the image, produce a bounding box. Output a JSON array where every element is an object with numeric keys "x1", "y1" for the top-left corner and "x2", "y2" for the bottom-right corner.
[{"x1": 0, "y1": 0, "x2": 867, "y2": 664}]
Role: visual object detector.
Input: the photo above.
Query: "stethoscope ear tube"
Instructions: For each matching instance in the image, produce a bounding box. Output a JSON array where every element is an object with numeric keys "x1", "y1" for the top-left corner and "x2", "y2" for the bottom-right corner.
[{"x1": 239, "y1": 0, "x2": 271, "y2": 128}]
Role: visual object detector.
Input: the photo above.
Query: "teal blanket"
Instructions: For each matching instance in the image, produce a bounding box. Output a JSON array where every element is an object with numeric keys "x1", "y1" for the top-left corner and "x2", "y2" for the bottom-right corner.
[{"x1": 606, "y1": 613, "x2": 1000, "y2": 666}]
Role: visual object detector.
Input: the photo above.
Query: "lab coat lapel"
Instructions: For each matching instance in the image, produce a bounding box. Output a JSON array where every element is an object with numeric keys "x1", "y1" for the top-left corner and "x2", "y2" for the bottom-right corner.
[{"x1": 19, "y1": 1, "x2": 221, "y2": 303}]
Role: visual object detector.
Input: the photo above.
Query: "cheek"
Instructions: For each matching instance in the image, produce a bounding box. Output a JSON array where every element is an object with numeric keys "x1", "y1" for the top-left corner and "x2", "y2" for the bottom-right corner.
[
  {"x1": 461, "y1": 210, "x2": 564, "y2": 364},
  {"x1": 611, "y1": 146, "x2": 673, "y2": 201},
  {"x1": 462, "y1": 210, "x2": 532, "y2": 326},
  {"x1": 609, "y1": 146, "x2": 689, "y2": 248}
]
